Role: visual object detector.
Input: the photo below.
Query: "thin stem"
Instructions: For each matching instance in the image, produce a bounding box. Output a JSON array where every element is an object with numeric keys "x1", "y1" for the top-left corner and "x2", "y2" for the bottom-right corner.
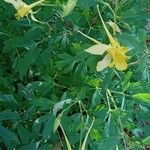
[
  {"x1": 114, "y1": 0, "x2": 119, "y2": 22},
  {"x1": 99, "y1": 0, "x2": 115, "y2": 18},
  {"x1": 61, "y1": 100, "x2": 78, "y2": 114},
  {"x1": 107, "y1": 89, "x2": 117, "y2": 110},
  {"x1": 118, "y1": 117, "x2": 129, "y2": 150},
  {"x1": 129, "y1": 54, "x2": 146, "y2": 66},
  {"x1": 121, "y1": 96, "x2": 125, "y2": 111},
  {"x1": 80, "y1": 117, "x2": 95, "y2": 150},
  {"x1": 109, "y1": 90, "x2": 131, "y2": 97},
  {"x1": 106, "y1": 89, "x2": 129, "y2": 150},
  {"x1": 57, "y1": 119, "x2": 72, "y2": 150},
  {"x1": 79, "y1": 101, "x2": 89, "y2": 116},
  {"x1": 78, "y1": 101, "x2": 84, "y2": 150},
  {"x1": 77, "y1": 30, "x2": 101, "y2": 44},
  {"x1": 116, "y1": 145, "x2": 119, "y2": 150},
  {"x1": 106, "y1": 92, "x2": 111, "y2": 111}
]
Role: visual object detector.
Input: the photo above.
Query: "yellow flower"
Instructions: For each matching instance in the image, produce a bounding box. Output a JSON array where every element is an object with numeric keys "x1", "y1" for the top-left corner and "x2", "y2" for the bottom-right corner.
[
  {"x1": 97, "y1": 6, "x2": 128, "y2": 71},
  {"x1": 78, "y1": 6, "x2": 128, "y2": 72},
  {"x1": 107, "y1": 41, "x2": 128, "y2": 71},
  {"x1": 4, "y1": 0, "x2": 45, "y2": 22}
]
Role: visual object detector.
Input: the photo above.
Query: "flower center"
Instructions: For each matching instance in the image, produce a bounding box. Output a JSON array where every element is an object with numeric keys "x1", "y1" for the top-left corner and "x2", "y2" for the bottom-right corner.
[{"x1": 15, "y1": 6, "x2": 32, "y2": 19}]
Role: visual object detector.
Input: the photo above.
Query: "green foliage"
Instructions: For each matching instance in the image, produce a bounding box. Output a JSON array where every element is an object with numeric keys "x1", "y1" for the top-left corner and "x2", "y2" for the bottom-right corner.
[
  {"x1": 133, "y1": 93, "x2": 150, "y2": 103},
  {"x1": 143, "y1": 136, "x2": 150, "y2": 145},
  {"x1": 0, "y1": 0, "x2": 150, "y2": 149}
]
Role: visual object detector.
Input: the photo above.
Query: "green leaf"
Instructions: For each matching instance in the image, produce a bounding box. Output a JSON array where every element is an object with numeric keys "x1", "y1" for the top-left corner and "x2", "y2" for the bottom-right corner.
[
  {"x1": 90, "y1": 129, "x2": 101, "y2": 141},
  {"x1": 30, "y1": 97, "x2": 54, "y2": 111},
  {"x1": 18, "y1": 80, "x2": 54, "y2": 100},
  {"x1": 118, "y1": 32, "x2": 145, "y2": 53},
  {"x1": 0, "y1": 110, "x2": 20, "y2": 121},
  {"x1": 100, "y1": 70, "x2": 114, "y2": 99},
  {"x1": 17, "y1": 125, "x2": 33, "y2": 144},
  {"x1": 42, "y1": 114, "x2": 55, "y2": 140},
  {"x1": 56, "y1": 53, "x2": 76, "y2": 71},
  {"x1": 96, "y1": 136, "x2": 120, "y2": 150},
  {"x1": 143, "y1": 136, "x2": 150, "y2": 145},
  {"x1": 4, "y1": 27, "x2": 43, "y2": 51},
  {"x1": 0, "y1": 125, "x2": 19, "y2": 150},
  {"x1": 77, "y1": 0, "x2": 96, "y2": 9},
  {"x1": 38, "y1": 144, "x2": 53, "y2": 150},
  {"x1": 87, "y1": 78, "x2": 100, "y2": 88},
  {"x1": 53, "y1": 99, "x2": 72, "y2": 116},
  {"x1": 14, "y1": 47, "x2": 40, "y2": 77},
  {"x1": 92, "y1": 90, "x2": 101, "y2": 106},
  {"x1": 1, "y1": 0, "x2": 150, "y2": 149},
  {"x1": 120, "y1": 0, "x2": 148, "y2": 28},
  {"x1": 17, "y1": 143, "x2": 37, "y2": 150},
  {"x1": 0, "y1": 92, "x2": 17, "y2": 104},
  {"x1": 132, "y1": 93, "x2": 150, "y2": 103}
]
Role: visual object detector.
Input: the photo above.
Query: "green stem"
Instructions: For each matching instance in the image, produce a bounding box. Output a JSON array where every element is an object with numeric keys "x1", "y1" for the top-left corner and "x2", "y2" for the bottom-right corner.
[
  {"x1": 57, "y1": 119, "x2": 72, "y2": 150},
  {"x1": 62, "y1": 100, "x2": 78, "y2": 114},
  {"x1": 99, "y1": 0, "x2": 115, "y2": 17},
  {"x1": 106, "y1": 92, "x2": 111, "y2": 111},
  {"x1": 114, "y1": 0, "x2": 119, "y2": 22},
  {"x1": 78, "y1": 101, "x2": 84, "y2": 150},
  {"x1": 121, "y1": 96, "x2": 125, "y2": 111},
  {"x1": 77, "y1": 30, "x2": 101, "y2": 44},
  {"x1": 106, "y1": 89, "x2": 129, "y2": 150},
  {"x1": 80, "y1": 117, "x2": 95, "y2": 150},
  {"x1": 29, "y1": 0, "x2": 45, "y2": 9},
  {"x1": 108, "y1": 90, "x2": 131, "y2": 98}
]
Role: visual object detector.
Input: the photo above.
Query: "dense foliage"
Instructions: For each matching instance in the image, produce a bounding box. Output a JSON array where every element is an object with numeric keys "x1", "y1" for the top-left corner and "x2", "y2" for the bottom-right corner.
[{"x1": 0, "y1": 0, "x2": 150, "y2": 149}]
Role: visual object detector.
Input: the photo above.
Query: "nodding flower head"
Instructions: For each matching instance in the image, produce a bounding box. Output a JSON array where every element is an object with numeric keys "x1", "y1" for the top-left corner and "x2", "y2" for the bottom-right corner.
[
  {"x1": 78, "y1": 6, "x2": 128, "y2": 72},
  {"x1": 4, "y1": 0, "x2": 45, "y2": 22}
]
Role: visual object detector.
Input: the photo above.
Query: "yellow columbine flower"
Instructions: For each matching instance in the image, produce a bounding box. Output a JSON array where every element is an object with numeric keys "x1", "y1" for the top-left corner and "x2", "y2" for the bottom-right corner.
[
  {"x1": 4, "y1": 0, "x2": 45, "y2": 22},
  {"x1": 97, "y1": 6, "x2": 128, "y2": 71},
  {"x1": 78, "y1": 6, "x2": 128, "y2": 72}
]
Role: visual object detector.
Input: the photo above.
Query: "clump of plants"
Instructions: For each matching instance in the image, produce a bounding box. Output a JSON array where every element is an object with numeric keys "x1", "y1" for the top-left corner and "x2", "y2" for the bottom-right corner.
[{"x1": 0, "y1": 0, "x2": 150, "y2": 149}]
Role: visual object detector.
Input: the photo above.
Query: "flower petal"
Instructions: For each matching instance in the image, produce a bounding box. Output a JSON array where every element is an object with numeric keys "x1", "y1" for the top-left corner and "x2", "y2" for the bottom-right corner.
[
  {"x1": 115, "y1": 61, "x2": 128, "y2": 71},
  {"x1": 62, "y1": 0, "x2": 77, "y2": 18},
  {"x1": 107, "y1": 20, "x2": 121, "y2": 33},
  {"x1": 96, "y1": 54, "x2": 111, "y2": 71},
  {"x1": 17, "y1": 6, "x2": 31, "y2": 18},
  {"x1": 4, "y1": 0, "x2": 26, "y2": 10},
  {"x1": 85, "y1": 44, "x2": 110, "y2": 55},
  {"x1": 109, "y1": 62, "x2": 115, "y2": 68}
]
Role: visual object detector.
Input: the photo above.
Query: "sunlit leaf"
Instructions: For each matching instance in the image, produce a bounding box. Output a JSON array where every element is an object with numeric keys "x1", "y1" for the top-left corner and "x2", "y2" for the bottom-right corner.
[
  {"x1": 53, "y1": 99, "x2": 72, "y2": 116},
  {"x1": 133, "y1": 93, "x2": 150, "y2": 103},
  {"x1": 62, "y1": 0, "x2": 77, "y2": 17},
  {"x1": 143, "y1": 136, "x2": 150, "y2": 145}
]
